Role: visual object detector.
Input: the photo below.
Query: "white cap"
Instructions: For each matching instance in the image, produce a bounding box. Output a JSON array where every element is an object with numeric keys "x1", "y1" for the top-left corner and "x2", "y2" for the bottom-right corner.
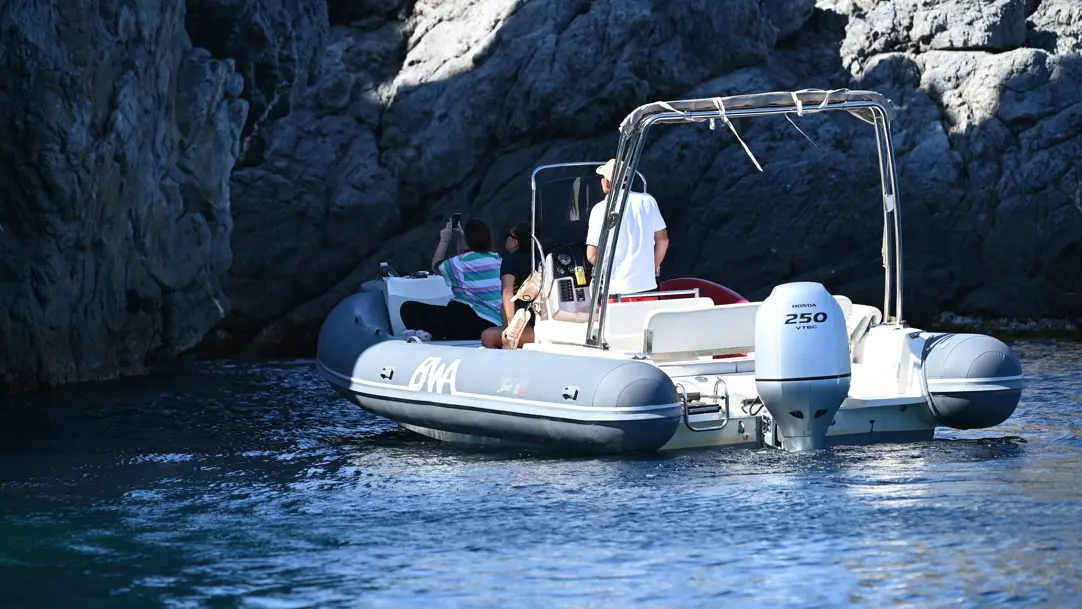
[{"x1": 595, "y1": 158, "x2": 616, "y2": 181}]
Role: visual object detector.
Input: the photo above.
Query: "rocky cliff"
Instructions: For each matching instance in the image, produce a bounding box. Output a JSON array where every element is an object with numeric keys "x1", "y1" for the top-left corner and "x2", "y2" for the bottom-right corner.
[
  {"x1": 0, "y1": 1, "x2": 247, "y2": 393},
  {"x1": 219, "y1": 0, "x2": 1082, "y2": 355},
  {"x1": 2, "y1": 0, "x2": 1079, "y2": 393}
]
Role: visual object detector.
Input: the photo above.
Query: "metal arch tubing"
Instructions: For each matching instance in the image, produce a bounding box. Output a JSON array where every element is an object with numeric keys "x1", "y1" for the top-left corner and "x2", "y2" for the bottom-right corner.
[
  {"x1": 871, "y1": 110, "x2": 893, "y2": 323},
  {"x1": 882, "y1": 116, "x2": 905, "y2": 325},
  {"x1": 586, "y1": 120, "x2": 656, "y2": 347},
  {"x1": 587, "y1": 98, "x2": 901, "y2": 344},
  {"x1": 531, "y1": 235, "x2": 546, "y2": 269},
  {"x1": 869, "y1": 103, "x2": 903, "y2": 325},
  {"x1": 585, "y1": 140, "x2": 633, "y2": 346},
  {"x1": 626, "y1": 100, "x2": 895, "y2": 129},
  {"x1": 530, "y1": 233, "x2": 547, "y2": 300}
]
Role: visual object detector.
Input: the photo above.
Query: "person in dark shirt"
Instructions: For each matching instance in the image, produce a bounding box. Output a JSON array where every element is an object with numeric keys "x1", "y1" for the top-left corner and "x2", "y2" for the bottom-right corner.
[{"x1": 482, "y1": 222, "x2": 537, "y2": 348}]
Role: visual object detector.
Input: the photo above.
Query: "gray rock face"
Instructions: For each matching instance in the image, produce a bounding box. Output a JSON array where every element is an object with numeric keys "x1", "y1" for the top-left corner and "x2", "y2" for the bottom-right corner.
[
  {"x1": 763, "y1": 0, "x2": 819, "y2": 40},
  {"x1": 839, "y1": 0, "x2": 1082, "y2": 322},
  {"x1": 170, "y1": 0, "x2": 1082, "y2": 354},
  {"x1": 842, "y1": 0, "x2": 1027, "y2": 69},
  {"x1": 1027, "y1": 0, "x2": 1082, "y2": 54},
  {"x1": 329, "y1": 0, "x2": 410, "y2": 25},
  {"x1": 380, "y1": 0, "x2": 778, "y2": 215},
  {"x1": 215, "y1": 0, "x2": 1082, "y2": 355},
  {"x1": 0, "y1": 1, "x2": 247, "y2": 393},
  {"x1": 217, "y1": 0, "x2": 785, "y2": 350},
  {"x1": 185, "y1": 0, "x2": 328, "y2": 167},
  {"x1": 220, "y1": 20, "x2": 402, "y2": 333},
  {"x1": 4, "y1": 0, "x2": 1080, "y2": 390}
]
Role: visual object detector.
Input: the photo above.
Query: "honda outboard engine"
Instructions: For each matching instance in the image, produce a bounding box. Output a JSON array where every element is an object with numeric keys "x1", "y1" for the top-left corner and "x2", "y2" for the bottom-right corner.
[{"x1": 754, "y1": 282, "x2": 851, "y2": 451}]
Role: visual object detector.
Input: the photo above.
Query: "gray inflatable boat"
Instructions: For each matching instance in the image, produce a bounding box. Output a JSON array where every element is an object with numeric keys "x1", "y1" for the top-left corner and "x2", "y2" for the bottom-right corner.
[{"x1": 315, "y1": 89, "x2": 1025, "y2": 454}]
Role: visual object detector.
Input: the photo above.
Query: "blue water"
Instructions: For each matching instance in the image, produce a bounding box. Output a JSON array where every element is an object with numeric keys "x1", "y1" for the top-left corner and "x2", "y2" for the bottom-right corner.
[{"x1": 1, "y1": 339, "x2": 1080, "y2": 608}]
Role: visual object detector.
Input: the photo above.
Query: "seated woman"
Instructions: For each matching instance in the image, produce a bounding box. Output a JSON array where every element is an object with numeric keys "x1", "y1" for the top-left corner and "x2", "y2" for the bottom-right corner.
[
  {"x1": 399, "y1": 218, "x2": 502, "y2": 340},
  {"x1": 482, "y1": 222, "x2": 537, "y2": 349}
]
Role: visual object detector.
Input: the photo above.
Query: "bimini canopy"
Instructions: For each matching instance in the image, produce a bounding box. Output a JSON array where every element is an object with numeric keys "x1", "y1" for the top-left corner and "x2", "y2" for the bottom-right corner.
[{"x1": 619, "y1": 88, "x2": 895, "y2": 135}]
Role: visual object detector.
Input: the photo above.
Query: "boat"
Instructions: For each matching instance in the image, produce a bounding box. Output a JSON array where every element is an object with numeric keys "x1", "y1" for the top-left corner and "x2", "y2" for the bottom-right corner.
[{"x1": 315, "y1": 88, "x2": 1024, "y2": 453}]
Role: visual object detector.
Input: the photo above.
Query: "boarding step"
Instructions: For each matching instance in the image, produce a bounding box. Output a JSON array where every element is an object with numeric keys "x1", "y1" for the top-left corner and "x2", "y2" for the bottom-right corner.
[{"x1": 675, "y1": 378, "x2": 731, "y2": 432}]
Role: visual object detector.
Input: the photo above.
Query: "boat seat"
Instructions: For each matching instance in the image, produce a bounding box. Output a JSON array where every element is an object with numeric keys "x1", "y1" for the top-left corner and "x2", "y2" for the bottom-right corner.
[
  {"x1": 535, "y1": 292, "x2": 880, "y2": 357},
  {"x1": 603, "y1": 297, "x2": 714, "y2": 351},
  {"x1": 832, "y1": 293, "x2": 878, "y2": 339},
  {"x1": 643, "y1": 302, "x2": 761, "y2": 360},
  {"x1": 642, "y1": 296, "x2": 880, "y2": 361},
  {"x1": 533, "y1": 297, "x2": 714, "y2": 349},
  {"x1": 847, "y1": 303, "x2": 882, "y2": 341},
  {"x1": 831, "y1": 294, "x2": 882, "y2": 347}
]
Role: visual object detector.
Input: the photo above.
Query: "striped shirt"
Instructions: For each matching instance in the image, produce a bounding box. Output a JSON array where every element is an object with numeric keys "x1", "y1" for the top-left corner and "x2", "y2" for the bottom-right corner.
[{"x1": 439, "y1": 251, "x2": 503, "y2": 325}]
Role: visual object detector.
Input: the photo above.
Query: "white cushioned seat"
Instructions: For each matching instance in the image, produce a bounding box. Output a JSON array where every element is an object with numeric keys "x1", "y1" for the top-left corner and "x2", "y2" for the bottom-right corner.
[{"x1": 644, "y1": 302, "x2": 760, "y2": 359}]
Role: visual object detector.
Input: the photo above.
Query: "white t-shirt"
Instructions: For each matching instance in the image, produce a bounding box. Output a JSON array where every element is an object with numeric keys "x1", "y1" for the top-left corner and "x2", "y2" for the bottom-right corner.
[{"x1": 586, "y1": 191, "x2": 666, "y2": 295}]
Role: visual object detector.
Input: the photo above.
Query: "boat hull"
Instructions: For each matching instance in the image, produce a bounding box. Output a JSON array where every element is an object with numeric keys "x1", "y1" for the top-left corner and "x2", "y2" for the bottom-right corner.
[
  {"x1": 315, "y1": 291, "x2": 1022, "y2": 454},
  {"x1": 323, "y1": 367, "x2": 681, "y2": 454},
  {"x1": 317, "y1": 297, "x2": 682, "y2": 453}
]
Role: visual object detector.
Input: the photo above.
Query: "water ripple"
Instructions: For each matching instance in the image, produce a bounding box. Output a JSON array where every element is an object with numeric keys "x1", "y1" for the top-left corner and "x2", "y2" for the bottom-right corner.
[{"x1": 0, "y1": 340, "x2": 1080, "y2": 607}]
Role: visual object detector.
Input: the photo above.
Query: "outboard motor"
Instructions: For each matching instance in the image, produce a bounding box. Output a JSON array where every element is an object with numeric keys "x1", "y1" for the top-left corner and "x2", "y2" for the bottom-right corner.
[
  {"x1": 754, "y1": 282, "x2": 851, "y2": 452},
  {"x1": 920, "y1": 333, "x2": 1023, "y2": 429}
]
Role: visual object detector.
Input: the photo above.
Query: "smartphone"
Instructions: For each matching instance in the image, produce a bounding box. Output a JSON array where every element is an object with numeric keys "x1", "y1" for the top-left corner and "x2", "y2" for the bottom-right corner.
[{"x1": 450, "y1": 213, "x2": 462, "y2": 229}]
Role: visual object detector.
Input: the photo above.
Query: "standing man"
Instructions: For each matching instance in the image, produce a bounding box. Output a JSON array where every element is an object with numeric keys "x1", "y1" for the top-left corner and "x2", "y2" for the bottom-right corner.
[{"x1": 585, "y1": 159, "x2": 669, "y2": 301}]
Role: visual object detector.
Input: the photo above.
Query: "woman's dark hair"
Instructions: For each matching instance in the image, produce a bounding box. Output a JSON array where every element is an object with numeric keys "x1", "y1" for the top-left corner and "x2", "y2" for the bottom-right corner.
[
  {"x1": 510, "y1": 222, "x2": 531, "y2": 247},
  {"x1": 463, "y1": 218, "x2": 493, "y2": 252}
]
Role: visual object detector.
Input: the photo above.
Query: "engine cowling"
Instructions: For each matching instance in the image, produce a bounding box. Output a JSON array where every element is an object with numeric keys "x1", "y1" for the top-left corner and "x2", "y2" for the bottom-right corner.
[{"x1": 754, "y1": 282, "x2": 851, "y2": 451}]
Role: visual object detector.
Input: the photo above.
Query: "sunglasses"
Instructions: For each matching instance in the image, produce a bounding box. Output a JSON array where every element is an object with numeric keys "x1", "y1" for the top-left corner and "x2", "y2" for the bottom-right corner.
[{"x1": 507, "y1": 232, "x2": 518, "y2": 240}]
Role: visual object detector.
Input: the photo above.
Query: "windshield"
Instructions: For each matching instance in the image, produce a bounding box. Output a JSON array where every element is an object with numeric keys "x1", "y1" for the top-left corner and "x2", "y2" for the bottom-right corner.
[
  {"x1": 534, "y1": 171, "x2": 603, "y2": 251},
  {"x1": 531, "y1": 164, "x2": 647, "y2": 252}
]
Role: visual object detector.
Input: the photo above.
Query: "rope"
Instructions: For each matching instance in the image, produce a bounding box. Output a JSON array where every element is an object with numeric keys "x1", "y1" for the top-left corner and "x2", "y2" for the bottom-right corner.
[{"x1": 711, "y1": 96, "x2": 763, "y2": 172}]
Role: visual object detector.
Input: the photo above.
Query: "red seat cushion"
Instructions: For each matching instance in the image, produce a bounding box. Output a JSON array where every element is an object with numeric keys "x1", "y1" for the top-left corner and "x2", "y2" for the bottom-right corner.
[{"x1": 658, "y1": 278, "x2": 748, "y2": 306}]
